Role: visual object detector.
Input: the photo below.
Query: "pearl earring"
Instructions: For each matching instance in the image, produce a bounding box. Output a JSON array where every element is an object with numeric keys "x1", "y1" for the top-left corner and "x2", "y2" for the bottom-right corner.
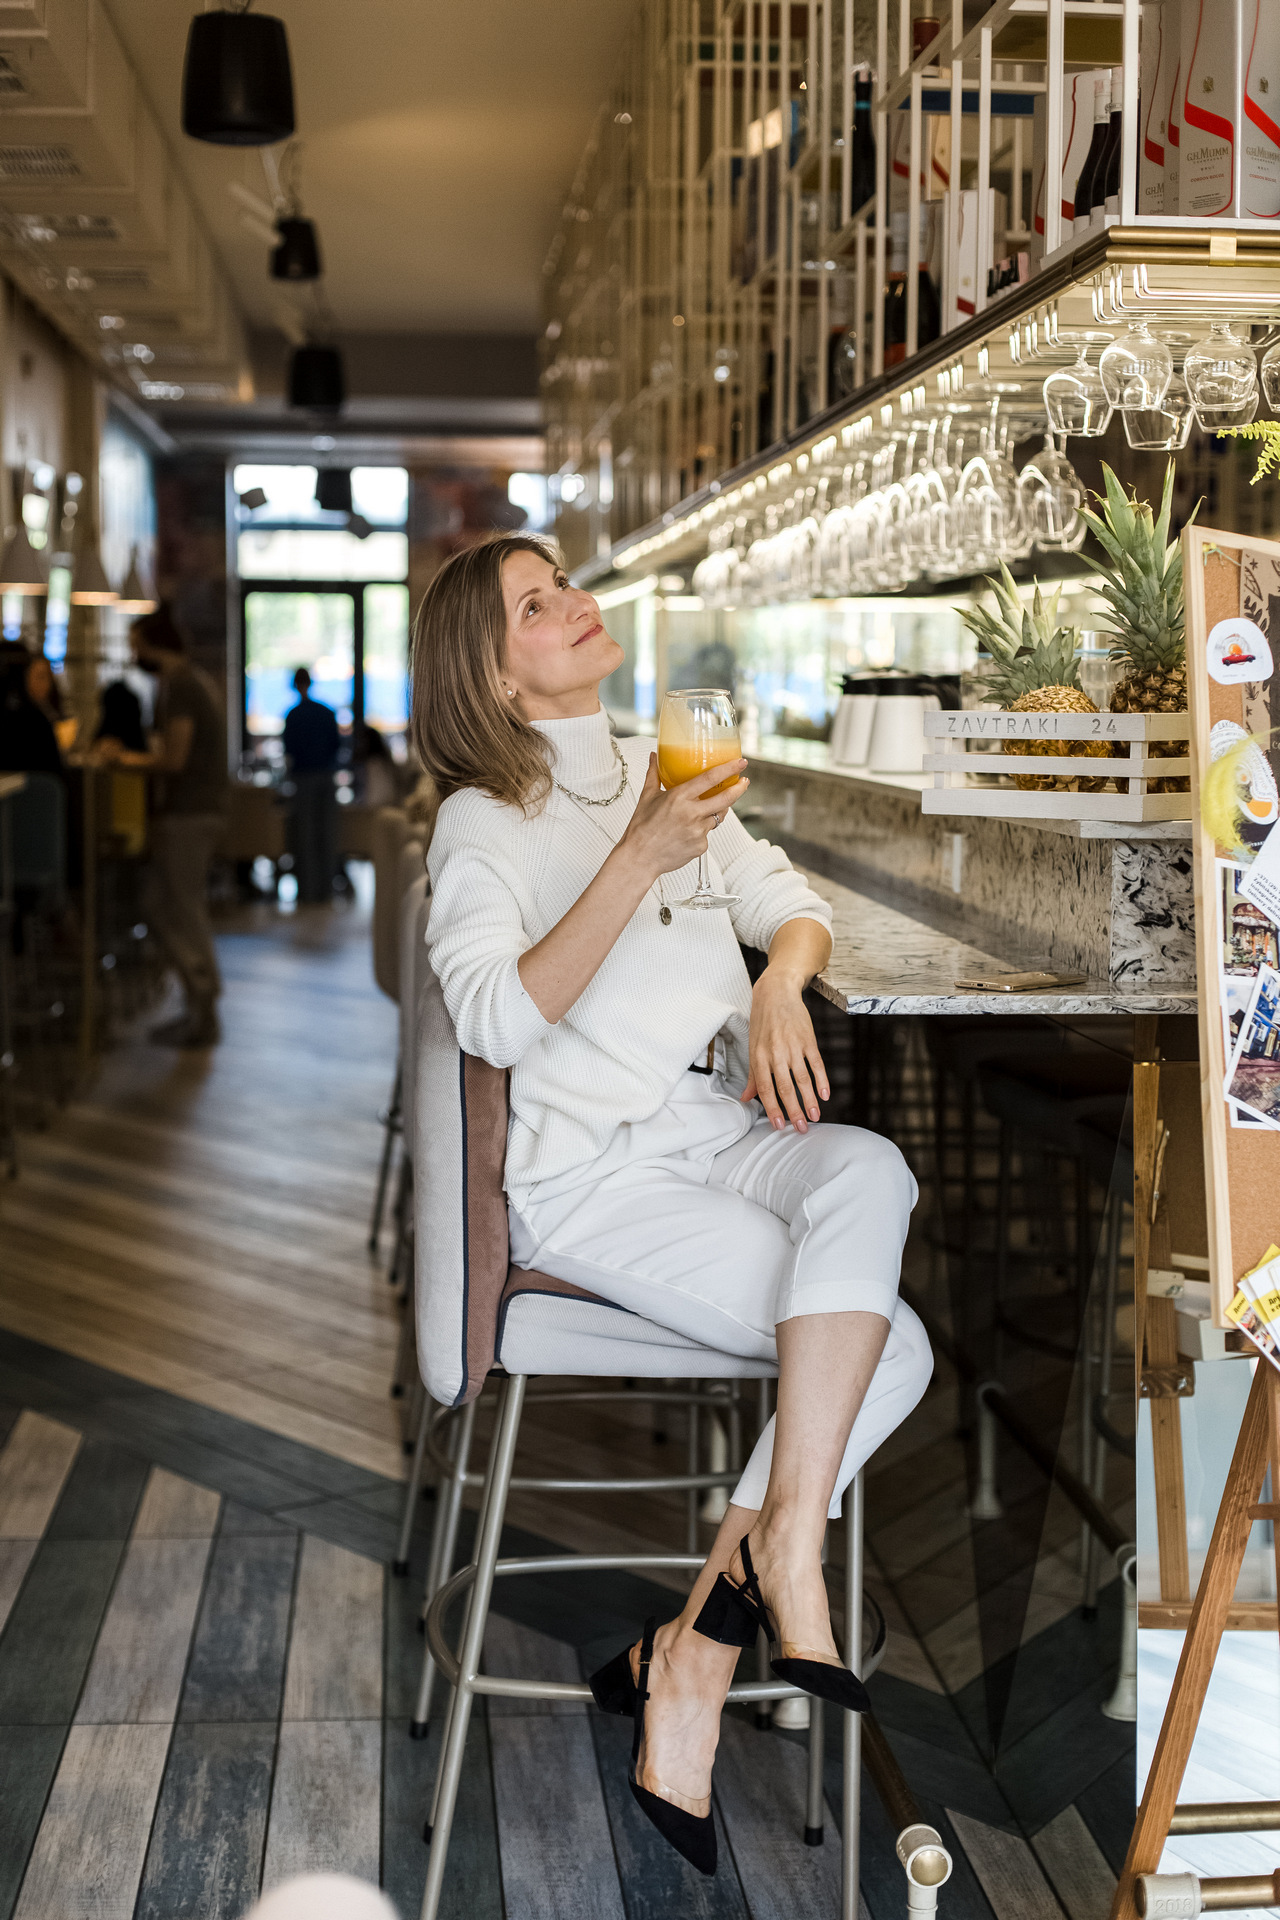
[{"x1": 505, "y1": 686, "x2": 516, "y2": 698}]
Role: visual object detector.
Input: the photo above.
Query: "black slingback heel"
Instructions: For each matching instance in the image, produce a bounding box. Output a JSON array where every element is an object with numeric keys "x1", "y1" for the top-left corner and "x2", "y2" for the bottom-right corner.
[
  {"x1": 693, "y1": 1534, "x2": 871, "y2": 1715},
  {"x1": 627, "y1": 1617, "x2": 717, "y2": 1876},
  {"x1": 587, "y1": 1642, "x2": 638, "y2": 1718}
]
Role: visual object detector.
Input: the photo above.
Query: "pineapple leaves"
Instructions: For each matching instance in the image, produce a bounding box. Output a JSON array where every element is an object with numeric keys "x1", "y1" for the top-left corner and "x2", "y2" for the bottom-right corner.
[{"x1": 1078, "y1": 460, "x2": 1186, "y2": 670}]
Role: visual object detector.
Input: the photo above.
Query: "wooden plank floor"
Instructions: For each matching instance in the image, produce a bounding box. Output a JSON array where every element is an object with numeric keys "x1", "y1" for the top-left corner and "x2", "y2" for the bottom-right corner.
[
  {"x1": 0, "y1": 887, "x2": 1142, "y2": 1917},
  {"x1": 0, "y1": 1398, "x2": 1126, "y2": 1920},
  {"x1": 1, "y1": 896, "x2": 406, "y2": 1478}
]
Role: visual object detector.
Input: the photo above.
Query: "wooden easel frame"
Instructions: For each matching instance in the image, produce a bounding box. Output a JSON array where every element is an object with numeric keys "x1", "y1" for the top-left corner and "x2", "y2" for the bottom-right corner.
[
  {"x1": 1111, "y1": 1362, "x2": 1280, "y2": 1920},
  {"x1": 1110, "y1": 525, "x2": 1280, "y2": 1919}
]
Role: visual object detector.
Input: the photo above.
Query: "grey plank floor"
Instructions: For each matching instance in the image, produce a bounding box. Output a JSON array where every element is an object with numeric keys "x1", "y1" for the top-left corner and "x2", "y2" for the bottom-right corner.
[{"x1": 0, "y1": 1372, "x2": 1131, "y2": 1920}]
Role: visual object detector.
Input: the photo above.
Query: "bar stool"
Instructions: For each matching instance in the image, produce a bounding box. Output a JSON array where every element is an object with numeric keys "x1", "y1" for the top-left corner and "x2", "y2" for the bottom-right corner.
[
  {"x1": 368, "y1": 805, "x2": 414, "y2": 1252},
  {"x1": 978, "y1": 1046, "x2": 1133, "y2": 1364},
  {"x1": 389, "y1": 869, "x2": 429, "y2": 1410},
  {"x1": 409, "y1": 959, "x2": 882, "y2": 1920},
  {"x1": 1077, "y1": 1099, "x2": 1135, "y2": 1610}
]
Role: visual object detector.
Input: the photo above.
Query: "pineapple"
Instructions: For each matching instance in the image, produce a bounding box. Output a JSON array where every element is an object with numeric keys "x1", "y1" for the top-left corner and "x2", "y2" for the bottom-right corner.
[
  {"x1": 962, "y1": 563, "x2": 1109, "y2": 792},
  {"x1": 1076, "y1": 461, "x2": 1189, "y2": 794}
]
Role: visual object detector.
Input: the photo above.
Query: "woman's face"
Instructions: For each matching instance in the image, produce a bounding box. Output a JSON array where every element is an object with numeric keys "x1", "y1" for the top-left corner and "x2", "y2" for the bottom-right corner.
[
  {"x1": 500, "y1": 550, "x2": 623, "y2": 721},
  {"x1": 26, "y1": 656, "x2": 53, "y2": 704}
]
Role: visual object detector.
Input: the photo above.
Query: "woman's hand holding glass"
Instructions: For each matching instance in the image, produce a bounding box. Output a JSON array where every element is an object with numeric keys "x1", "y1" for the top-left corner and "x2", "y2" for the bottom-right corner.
[{"x1": 618, "y1": 752, "x2": 749, "y2": 884}]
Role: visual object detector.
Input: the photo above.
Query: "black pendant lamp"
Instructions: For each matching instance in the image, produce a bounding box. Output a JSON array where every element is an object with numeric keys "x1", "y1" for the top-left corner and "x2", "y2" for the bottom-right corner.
[
  {"x1": 182, "y1": 7, "x2": 295, "y2": 147},
  {"x1": 270, "y1": 216, "x2": 322, "y2": 281},
  {"x1": 314, "y1": 468, "x2": 352, "y2": 514},
  {"x1": 288, "y1": 343, "x2": 345, "y2": 412}
]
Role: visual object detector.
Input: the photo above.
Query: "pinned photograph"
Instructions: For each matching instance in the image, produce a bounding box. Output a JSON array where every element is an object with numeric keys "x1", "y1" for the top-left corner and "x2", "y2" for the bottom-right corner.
[
  {"x1": 1224, "y1": 961, "x2": 1280, "y2": 1129},
  {"x1": 1207, "y1": 616, "x2": 1274, "y2": 687},
  {"x1": 1217, "y1": 860, "x2": 1277, "y2": 1126}
]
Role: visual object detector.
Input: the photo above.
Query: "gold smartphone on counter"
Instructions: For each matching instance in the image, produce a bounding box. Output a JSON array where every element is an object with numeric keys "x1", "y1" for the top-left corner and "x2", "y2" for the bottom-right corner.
[{"x1": 952, "y1": 970, "x2": 1087, "y2": 993}]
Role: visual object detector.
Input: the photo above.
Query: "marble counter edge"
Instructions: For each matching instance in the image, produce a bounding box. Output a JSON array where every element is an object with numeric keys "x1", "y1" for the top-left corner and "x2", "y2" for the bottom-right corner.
[{"x1": 811, "y1": 977, "x2": 1196, "y2": 1016}]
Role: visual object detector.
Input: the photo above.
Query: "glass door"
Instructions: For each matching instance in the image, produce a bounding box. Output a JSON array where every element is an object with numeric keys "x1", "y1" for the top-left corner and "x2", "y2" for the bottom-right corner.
[
  {"x1": 243, "y1": 587, "x2": 359, "y2": 745},
  {"x1": 362, "y1": 583, "x2": 410, "y2": 736}
]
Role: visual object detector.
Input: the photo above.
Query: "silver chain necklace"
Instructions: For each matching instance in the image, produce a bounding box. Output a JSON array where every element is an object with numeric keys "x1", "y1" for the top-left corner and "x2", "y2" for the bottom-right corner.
[
  {"x1": 553, "y1": 743, "x2": 673, "y2": 924},
  {"x1": 552, "y1": 736, "x2": 629, "y2": 807}
]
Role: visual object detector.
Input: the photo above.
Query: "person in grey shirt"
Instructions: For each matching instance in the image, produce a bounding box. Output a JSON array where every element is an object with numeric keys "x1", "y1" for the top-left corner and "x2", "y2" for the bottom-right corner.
[{"x1": 99, "y1": 604, "x2": 229, "y2": 1046}]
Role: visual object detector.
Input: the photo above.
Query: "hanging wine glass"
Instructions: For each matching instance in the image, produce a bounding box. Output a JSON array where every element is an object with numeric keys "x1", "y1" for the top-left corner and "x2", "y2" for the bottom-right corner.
[
  {"x1": 1018, "y1": 434, "x2": 1087, "y2": 553},
  {"x1": 1122, "y1": 368, "x2": 1194, "y2": 451},
  {"x1": 1260, "y1": 336, "x2": 1280, "y2": 411},
  {"x1": 1043, "y1": 344, "x2": 1112, "y2": 437},
  {"x1": 1184, "y1": 322, "x2": 1258, "y2": 430},
  {"x1": 1098, "y1": 318, "x2": 1173, "y2": 413}
]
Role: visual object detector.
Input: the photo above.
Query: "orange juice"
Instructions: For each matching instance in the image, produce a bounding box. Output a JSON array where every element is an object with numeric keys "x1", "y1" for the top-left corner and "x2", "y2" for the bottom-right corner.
[{"x1": 657, "y1": 735, "x2": 742, "y2": 795}]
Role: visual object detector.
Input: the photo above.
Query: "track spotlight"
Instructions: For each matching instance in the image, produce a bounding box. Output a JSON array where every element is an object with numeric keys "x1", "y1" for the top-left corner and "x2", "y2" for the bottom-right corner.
[
  {"x1": 289, "y1": 344, "x2": 345, "y2": 412},
  {"x1": 182, "y1": 7, "x2": 295, "y2": 147},
  {"x1": 314, "y1": 469, "x2": 353, "y2": 514},
  {"x1": 271, "y1": 216, "x2": 322, "y2": 281}
]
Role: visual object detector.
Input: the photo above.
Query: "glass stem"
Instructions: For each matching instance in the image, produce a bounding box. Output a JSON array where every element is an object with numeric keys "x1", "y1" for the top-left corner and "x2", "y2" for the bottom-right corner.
[{"x1": 697, "y1": 852, "x2": 710, "y2": 895}]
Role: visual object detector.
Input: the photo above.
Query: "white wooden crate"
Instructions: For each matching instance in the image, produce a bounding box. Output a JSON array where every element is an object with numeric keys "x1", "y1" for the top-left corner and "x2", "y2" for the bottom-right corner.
[{"x1": 921, "y1": 710, "x2": 1192, "y2": 822}]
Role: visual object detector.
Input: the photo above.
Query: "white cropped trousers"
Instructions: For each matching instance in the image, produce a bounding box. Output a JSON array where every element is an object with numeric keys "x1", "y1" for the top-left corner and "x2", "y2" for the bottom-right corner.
[{"x1": 508, "y1": 1070, "x2": 933, "y2": 1516}]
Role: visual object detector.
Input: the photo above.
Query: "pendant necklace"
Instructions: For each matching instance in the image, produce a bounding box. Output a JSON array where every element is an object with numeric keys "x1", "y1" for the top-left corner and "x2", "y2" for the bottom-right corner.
[{"x1": 553, "y1": 743, "x2": 672, "y2": 925}]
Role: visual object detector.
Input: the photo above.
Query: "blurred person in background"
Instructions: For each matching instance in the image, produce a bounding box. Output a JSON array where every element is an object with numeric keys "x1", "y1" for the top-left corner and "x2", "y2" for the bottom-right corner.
[
  {"x1": 94, "y1": 678, "x2": 147, "y2": 754},
  {"x1": 0, "y1": 647, "x2": 63, "y2": 775},
  {"x1": 354, "y1": 718, "x2": 398, "y2": 810},
  {"x1": 97, "y1": 604, "x2": 229, "y2": 1047},
  {"x1": 282, "y1": 666, "x2": 340, "y2": 905}
]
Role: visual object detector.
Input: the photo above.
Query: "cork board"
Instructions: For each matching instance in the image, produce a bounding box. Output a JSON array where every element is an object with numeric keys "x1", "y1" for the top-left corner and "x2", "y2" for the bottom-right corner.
[{"x1": 1184, "y1": 527, "x2": 1280, "y2": 1323}]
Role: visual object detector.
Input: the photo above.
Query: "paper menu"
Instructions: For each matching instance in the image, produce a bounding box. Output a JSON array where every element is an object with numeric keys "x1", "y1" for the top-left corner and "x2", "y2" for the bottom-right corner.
[
  {"x1": 1225, "y1": 1243, "x2": 1280, "y2": 1373},
  {"x1": 1240, "y1": 824, "x2": 1280, "y2": 928}
]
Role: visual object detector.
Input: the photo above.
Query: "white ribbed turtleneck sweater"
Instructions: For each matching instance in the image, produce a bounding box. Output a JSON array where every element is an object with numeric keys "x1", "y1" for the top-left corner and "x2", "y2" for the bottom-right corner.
[{"x1": 426, "y1": 708, "x2": 832, "y2": 1193}]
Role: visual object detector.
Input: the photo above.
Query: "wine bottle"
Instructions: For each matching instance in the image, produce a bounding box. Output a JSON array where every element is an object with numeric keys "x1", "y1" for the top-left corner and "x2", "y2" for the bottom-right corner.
[
  {"x1": 1073, "y1": 73, "x2": 1110, "y2": 235},
  {"x1": 883, "y1": 213, "x2": 909, "y2": 366},
  {"x1": 911, "y1": 3, "x2": 941, "y2": 62},
  {"x1": 1102, "y1": 66, "x2": 1123, "y2": 216},
  {"x1": 850, "y1": 67, "x2": 876, "y2": 216},
  {"x1": 884, "y1": 208, "x2": 938, "y2": 363}
]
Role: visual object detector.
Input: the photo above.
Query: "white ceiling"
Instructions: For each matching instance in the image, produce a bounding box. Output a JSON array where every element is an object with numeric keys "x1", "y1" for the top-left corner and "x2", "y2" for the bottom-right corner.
[{"x1": 104, "y1": 0, "x2": 634, "y2": 338}]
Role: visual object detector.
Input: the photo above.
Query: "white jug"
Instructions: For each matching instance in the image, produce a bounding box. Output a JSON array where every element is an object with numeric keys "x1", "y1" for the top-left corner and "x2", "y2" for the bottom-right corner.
[
  {"x1": 831, "y1": 694, "x2": 879, "y2": 768},
  {"x1": 867, "y1": 691, "x2": 941, "y2": 773}
]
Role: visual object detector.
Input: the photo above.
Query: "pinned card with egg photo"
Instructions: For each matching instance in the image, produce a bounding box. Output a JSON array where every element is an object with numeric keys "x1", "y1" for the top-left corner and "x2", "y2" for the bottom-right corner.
[{"x1": 1186, "y1": 527, "x2": 1280, "y2": 1323}]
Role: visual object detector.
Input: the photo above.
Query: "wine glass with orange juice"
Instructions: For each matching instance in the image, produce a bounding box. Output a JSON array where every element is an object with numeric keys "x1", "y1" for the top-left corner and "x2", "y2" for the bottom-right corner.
[{"x1": 657, "y1": 688, "x2": 742, "y2": 910}]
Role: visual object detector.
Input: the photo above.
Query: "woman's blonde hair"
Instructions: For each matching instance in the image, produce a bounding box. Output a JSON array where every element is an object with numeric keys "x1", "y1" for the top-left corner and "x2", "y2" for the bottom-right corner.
[{"x1": 409, "y1": 532, "x2": 562, "y2": 811}]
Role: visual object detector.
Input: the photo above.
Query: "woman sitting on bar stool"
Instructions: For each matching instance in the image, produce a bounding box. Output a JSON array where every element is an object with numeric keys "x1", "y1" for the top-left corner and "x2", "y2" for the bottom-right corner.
[{"x1": 413, "y1": 533, "x2": 932, "y2": 1875}]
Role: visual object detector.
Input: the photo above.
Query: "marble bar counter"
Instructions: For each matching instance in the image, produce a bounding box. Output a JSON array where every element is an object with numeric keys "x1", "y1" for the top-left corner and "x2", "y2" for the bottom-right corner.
[
  {"x1": 739, "y1": 737, "x2": 1196, "y2": 997},
  {"x1": 800, "y1": 867, "x2": 1195, "y2": 1017}
]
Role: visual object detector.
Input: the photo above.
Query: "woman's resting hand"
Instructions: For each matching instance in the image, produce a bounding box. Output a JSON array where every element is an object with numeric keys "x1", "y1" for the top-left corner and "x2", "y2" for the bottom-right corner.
[
  {"x1": 618, "y1": 753, "x2": 749, "y2": 882},
  {"x1": 742, "y1": 920, "x2": 832, "y2": 1132}
]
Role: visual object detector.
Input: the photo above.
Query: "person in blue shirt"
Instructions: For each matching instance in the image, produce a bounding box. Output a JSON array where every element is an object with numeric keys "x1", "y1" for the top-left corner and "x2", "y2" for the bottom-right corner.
[{"x1": 282, "y1": 667, "x2": 340, "y2": 904}]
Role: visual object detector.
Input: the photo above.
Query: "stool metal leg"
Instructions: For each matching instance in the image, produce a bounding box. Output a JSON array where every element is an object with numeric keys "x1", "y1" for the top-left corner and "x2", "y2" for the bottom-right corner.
[
  {"x1": 420, "y1": 1372, "x2": 527, "y2": 1920},
  {"x1": 394, "y1": 1393, "x2": 433, "y2": 1576},
  {"x1": 842, "y1": 1471, "x2": 864, "y2": 1920},
  {"x1": 686, "y1": 1396, "x2": 699, "y2": 1556},
  {"x1": 805, "y1": 1696, "x2": 826, "y2": 1844},
  {"x1": 368, "y1": 1061, "x2": 401, "y2": 1252},
  {"x1": 412, "y1": 1397, "x2": 478, "y2": 1736}
]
